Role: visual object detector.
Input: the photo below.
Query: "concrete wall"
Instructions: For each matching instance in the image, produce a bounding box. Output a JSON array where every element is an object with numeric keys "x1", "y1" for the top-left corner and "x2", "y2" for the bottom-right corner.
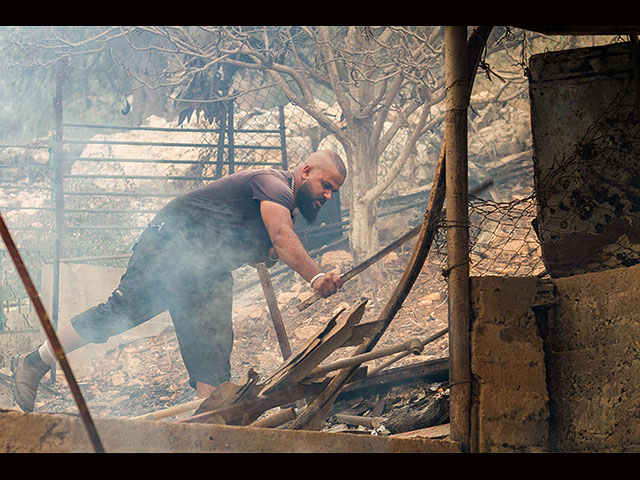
[
  {"x1": 0, "y1": 410, "x2": 461, "y2": 453},
  {"x1": 546, "y1": 263, "x2": 640, "y2": 452},
  {"x1": 470, "y1": 275, "x2": 550, "y2": 452},
  {"x1": 470, "y1": 262, "x2": 640, "y2": 452}
]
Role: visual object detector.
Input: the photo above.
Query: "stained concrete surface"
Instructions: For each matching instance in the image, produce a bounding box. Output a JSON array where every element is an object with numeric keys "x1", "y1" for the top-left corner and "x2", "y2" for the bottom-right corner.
[
  {"x1": 470, "y1": 262, "x2": 640, "y2": 452},
  {"x1": 529, "y1": 41, "x2": 640, "y2": 278},
  {"x1": 0, "y1": 409, "x2": 460, "y2": 453}
]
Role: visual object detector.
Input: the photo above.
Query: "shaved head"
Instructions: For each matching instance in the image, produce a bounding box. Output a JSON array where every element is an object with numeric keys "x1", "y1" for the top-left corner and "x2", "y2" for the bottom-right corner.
[{"x1": 303, "y1": 150, "x2": 346, "y2": 179}]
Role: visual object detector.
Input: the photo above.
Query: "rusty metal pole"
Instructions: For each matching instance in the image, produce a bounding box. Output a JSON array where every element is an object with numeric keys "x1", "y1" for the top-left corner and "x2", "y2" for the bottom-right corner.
[
  {"x1": 445, "y1": 25, "x2": 471, "y2": 452},
  {"x1": 0, "y1": 212, "x2": 105, "y2": 453}
]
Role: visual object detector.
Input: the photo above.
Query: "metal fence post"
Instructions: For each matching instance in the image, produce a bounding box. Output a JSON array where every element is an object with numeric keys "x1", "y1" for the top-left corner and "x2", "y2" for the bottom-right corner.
[
  {"x1": 445, "y1": 25, "x2": 471, "y2": 452},
  {"x1": 50, "y1": 57, "x2": 67, "y2": 384},
  {"x1": 227, "y1": 100, "x2": 235, "y2": 174},
  {"x1": 278, "y1": 105, "x2": 288, "y2": 170},
  {"x1": 215, "y1": 109, "x2": 227, "y2": 179}
]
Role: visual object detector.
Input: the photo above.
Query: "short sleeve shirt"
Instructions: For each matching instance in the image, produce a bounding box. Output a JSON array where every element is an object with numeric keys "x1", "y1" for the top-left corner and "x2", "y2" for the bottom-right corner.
[{"x1": 157, "y1": 168, "x2": 295, "y2": 269}]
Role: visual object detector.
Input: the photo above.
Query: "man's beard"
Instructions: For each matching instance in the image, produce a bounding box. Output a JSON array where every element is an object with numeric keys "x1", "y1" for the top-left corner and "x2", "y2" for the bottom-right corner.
[{"x1": 296, "y1": 181, "x2": 323, "y2": 224}]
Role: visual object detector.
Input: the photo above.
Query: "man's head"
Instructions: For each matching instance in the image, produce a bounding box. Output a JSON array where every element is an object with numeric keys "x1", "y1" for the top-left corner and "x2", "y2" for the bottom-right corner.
[{"x1": 294, "y1": 150, "x2": 346, "y2": 224}]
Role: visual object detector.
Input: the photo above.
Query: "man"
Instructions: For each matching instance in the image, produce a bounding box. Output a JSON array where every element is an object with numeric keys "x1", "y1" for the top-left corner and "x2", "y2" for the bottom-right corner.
[{"x1": 11, "y1": 149, "x2": 346, "y2": 412}]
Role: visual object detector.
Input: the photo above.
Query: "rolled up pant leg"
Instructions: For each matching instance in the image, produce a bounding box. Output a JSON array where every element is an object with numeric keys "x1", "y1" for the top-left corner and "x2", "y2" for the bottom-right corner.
[{"x1": 70, "y1": 225, "x2": 171, "y2": 344}]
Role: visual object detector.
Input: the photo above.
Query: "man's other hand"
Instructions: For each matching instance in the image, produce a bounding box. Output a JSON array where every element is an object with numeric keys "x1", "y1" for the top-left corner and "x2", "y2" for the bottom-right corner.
[{"x1": 312, "y1": 272, "x2": 343, "y2": 298}]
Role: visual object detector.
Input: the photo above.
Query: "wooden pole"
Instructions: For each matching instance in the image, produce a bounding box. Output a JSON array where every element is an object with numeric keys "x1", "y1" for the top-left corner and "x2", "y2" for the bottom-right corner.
[
  {"x1": 445, "y1": 25, "x2": 471, "y2": 452},
  {"x1": 131, "y1": 398, "x2": 205, "y2": 421},
  {"x1": 256, "y1": 263, "x2": 292, "y2": 360}
]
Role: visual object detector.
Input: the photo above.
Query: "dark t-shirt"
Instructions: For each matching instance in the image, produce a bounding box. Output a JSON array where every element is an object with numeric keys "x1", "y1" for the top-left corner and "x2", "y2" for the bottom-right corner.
[{"x1": 156, "y1": 168, "x2": 295, "y2": 270}]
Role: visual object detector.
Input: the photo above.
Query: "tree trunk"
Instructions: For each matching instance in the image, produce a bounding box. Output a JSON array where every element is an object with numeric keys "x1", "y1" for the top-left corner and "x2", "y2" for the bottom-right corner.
[{"x1": 346, "y1": 131, "x2": 380, "y2": 264}]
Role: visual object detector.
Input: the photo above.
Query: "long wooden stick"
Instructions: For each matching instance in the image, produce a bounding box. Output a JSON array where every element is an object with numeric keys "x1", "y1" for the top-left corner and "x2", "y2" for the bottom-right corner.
[
  {"x1": 0, "y1": 212, "x2": 105, "y2": 453},
  {"x1": 256, "y1": 262, "x2": 293, "y2": 360},
  {"x1": 131, "y1": 398, "x2": 205, "y2": 421}
]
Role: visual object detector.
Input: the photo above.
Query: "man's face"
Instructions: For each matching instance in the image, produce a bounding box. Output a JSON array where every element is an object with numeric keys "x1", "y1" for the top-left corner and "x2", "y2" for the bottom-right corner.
[{"x1": 296, "y1": 165, "x2": 344, "y2": 224}]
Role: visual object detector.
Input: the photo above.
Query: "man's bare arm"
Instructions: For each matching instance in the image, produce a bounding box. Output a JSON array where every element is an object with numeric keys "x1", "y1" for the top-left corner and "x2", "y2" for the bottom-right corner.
[{"x1": 260, "y1": 200, "x2": 342, "y2": 297}]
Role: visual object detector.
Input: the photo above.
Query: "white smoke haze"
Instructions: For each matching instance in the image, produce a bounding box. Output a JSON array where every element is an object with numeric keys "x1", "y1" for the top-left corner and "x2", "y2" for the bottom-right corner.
[{"x1": 2, "y1": 26, "x2": 595, "y2": 421}]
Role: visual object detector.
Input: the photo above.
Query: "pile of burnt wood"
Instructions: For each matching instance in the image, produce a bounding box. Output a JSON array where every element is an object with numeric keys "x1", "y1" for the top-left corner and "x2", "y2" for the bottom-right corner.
[{"x1": 137, "y1": 300, "x2": 450, "y2": 437}]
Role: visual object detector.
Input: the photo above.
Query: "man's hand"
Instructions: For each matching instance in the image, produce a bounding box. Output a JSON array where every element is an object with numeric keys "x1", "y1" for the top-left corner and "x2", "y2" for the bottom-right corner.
[{"x1": 311, "y1": 272, "x2": 343, "y2": 298}]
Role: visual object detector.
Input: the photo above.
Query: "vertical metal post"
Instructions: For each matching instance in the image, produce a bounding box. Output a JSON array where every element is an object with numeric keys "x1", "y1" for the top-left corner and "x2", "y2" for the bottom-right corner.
[
  {"x1": 445, "y1": 26, "x2": 471, "y2": 452},
  {"x1": 215, "y1": 108, "x2": 227, "y2": 178},
  {"x1": 51, "y1": 57, "x2": 67, "y2": 384},
  {"x1": 0, "y1": 212, "x2": 105, "y2": 453},
  {"x1": 0, "y1": 256, "x2": 4, "y2": 331},
  {"x1": 278, "y1": 105, "x2": 288, "y2": 170},
  {"x1": 227, "y1": 100, "x2": 235, "y2": 174}
]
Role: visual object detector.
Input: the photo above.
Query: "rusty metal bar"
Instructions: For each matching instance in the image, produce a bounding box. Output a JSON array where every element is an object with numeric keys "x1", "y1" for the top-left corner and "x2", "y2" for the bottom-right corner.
[
  {"x1": 367, "y1": 327, "x2": 449, "y2": 376},
  {"x1": 446, "y1": 25, "x2": 471, "y2": 452},
  {"x1": 0, "y1": 211, "x2": 105, "y2": 453}
]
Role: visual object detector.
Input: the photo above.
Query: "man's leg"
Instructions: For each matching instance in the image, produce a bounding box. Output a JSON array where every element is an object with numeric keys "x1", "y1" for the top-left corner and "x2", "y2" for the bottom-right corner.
[
  {"x1": 196, "y1": 382, "x2": 217, "y2": 398},
  {"x1": 168, "y1": 271, "x2": 234, "y2": 398},
  {"x1": 10, "y1": 322, "x2": 89, "y2": 412}
]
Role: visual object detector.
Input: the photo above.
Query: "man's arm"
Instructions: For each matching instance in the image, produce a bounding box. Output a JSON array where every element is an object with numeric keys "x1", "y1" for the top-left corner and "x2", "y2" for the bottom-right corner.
[{"x1": 260, "y1": 200, "x2": 342, "y2": 297}]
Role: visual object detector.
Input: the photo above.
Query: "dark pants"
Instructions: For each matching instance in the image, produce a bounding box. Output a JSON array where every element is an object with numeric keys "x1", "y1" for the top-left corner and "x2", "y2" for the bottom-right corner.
[{"x1": 70, "y1": 222, "x2": 234, "y2": 389}]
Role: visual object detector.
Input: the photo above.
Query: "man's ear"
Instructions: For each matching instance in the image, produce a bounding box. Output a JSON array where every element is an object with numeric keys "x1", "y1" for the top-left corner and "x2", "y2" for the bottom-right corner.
[{"x1": 301, "y1": 164, "x2": 312, "y2": 180}]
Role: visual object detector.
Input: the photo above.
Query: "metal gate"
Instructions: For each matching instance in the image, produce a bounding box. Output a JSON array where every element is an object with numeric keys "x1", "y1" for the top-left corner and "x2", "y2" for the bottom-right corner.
[{"x1": 0, "y1": 100, "x2": 292, "y2": 334}]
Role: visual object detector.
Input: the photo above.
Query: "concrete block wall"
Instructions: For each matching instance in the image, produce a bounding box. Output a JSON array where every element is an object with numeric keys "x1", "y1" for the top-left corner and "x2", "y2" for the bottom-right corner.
[
  {"x1": 470, "y1": 262, "x2": 640, "y2": 452},
  {"x1": 470, "y1": 276, "x2": 550, "y2": 452},
  {"x1": 546, "y1": 263, "x2": 640, "y2": 452}
]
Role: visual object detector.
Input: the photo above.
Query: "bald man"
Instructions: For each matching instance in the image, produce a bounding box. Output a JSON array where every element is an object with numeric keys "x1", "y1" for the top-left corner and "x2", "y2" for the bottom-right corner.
[{"x1": 11, "y1": 150, "x2": 346, "y2": 411}]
